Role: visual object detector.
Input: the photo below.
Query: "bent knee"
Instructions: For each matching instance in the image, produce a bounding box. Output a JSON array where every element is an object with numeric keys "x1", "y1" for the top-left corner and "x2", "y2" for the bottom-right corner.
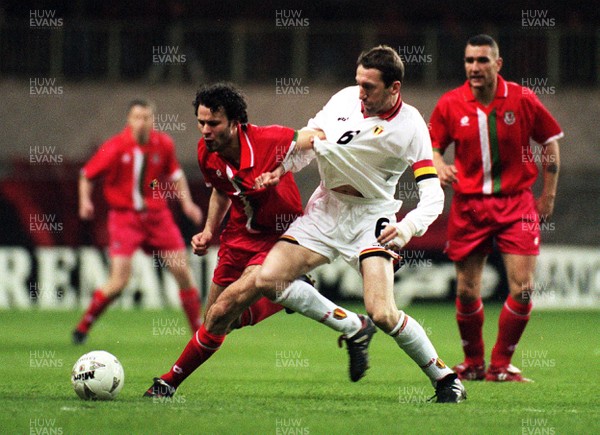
[
  {"x1": 254, "y1": 271, "x2": 269, "y2": 291},
  {"x1": 206, "y1": 299, "x2": 237, "y2": 324},
  {"x1": 255, "y1": 269, "x2": 283, "y2": 296},
  {"x1": 366, "y1": 308, "x2": 398, "y2": 333}
]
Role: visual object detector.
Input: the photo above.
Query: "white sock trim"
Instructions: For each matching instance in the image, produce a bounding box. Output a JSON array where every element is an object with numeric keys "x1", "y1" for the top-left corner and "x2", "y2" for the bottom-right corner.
[{"x1": 388, "y1": 310, "x2": 407, "y2": 336}]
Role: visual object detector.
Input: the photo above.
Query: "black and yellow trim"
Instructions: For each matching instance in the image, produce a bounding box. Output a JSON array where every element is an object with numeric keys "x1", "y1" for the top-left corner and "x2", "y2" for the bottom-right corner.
[
  {"x1": 359, "y1": 247, "x2": 395, "y2": 262},
  {"x1": 279, "y1": 235, "x2": 300, "y2": 245}
]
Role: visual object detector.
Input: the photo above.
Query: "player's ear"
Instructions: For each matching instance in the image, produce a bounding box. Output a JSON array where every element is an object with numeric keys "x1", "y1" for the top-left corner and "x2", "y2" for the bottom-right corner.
[
  {"x1": 391, "y1": 80, "x2": 401, "y2": 95},
  {"x1": 496, "y1": 57, "x2": 503, "y2": 72}
]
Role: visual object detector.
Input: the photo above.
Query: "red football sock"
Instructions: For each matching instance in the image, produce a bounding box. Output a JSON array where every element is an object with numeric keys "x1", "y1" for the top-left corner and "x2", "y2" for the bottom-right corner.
[
  {"x1": 490, "y1": 295, "x2": 532, "y2": 368},
  {"x1": 238, "y1": 297, "x2": 284, "y2": 328},
  {"x1": 76, "y1": 289, "x2": 112, "y2": 334},
  {"x1": 161, "y1": 324, "x2": 225, "y2": 388},
  {"x1": 179, "y1": 287, "x2": 202, "y2": 331},
  {"x1": 456, "y1": 297, "x2": 485, "y2": 366}
]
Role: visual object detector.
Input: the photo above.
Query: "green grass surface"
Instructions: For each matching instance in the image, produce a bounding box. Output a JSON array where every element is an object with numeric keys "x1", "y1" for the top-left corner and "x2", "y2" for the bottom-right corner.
[{"x1": 1, "y1": 304, "x2": 598, "y2": 434}]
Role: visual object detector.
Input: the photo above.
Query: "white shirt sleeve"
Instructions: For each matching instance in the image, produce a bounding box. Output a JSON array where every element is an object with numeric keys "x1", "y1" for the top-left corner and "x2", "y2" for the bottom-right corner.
[
  {"x1": 401, "y1": 178, "x2": 444, "y2": 237},
  {"x1": 398, "y1": 112, "x2": 445, "y2": 237}
]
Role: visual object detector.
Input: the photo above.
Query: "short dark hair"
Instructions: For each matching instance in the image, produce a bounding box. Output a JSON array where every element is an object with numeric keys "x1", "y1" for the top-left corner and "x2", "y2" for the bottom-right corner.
[
  {"x1": 357, "y1": 45, "x2": 404, "y2": 87},
  {"x1": 193, "y1": 83, "x2": 248, "y2": 124},
  {"x1": 466, "y1": 34, "x2": 500, "y2": 58},
  {"x1": 127, "y1": 99, "x2": 155, "y2": 115}
]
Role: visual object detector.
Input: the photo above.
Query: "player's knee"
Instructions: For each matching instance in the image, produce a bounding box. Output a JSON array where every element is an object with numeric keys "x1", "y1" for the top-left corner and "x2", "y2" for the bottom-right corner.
[
  {"x1": 366, "y1": 307, "x2": 396, "y2": 332},
  {"x1": 105, "y1": 277, "x2": 129, "y2": 294},
  {"x1": 456, "y1": 279, "x2": 481, "y2": 301},
  {"x1": 206, "y1": 299, "x2": 235, "y2": 327},
  {"x1": 509, "y1": 274, "x2": 534, "y2": 302},
  {"x1": 254, "y1": 272, "x2": 268, "y2": 292},
  {"x1": 513, "y1": 285, "x2": 535, "y2": 304},
  {"x1": 456, "y1": 292, "x2": 479, "y2": 304},
  {"x1": 255, "y1": 270, "x2": 278, "y2": 297},
  {"x1": 511, "y1": 274, "x2": 534, "y2": 291}
]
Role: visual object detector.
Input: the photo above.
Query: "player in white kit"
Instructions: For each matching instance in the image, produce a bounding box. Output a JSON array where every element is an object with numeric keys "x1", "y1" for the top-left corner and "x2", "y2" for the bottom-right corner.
[{"x1": 255, "y1": 46, "x2": 466, "y2": 403}]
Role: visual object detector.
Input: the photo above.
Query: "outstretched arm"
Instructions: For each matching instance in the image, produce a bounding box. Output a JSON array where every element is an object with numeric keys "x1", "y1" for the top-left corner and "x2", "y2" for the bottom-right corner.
[
  {"x1": 295, "y1": 128, "x2": 325, "y2": 151},
  {"x1": 255, "y1": 128, "x2": 324, "y2": 189}
]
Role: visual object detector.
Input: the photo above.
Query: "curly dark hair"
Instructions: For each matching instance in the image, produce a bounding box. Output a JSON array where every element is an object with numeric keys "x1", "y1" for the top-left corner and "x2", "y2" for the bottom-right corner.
[
  {"x1": 193, "y1": 83, "x2": 248, "y2": 124},
  {"x1": 357, "y1": 45, "x2": 404, "y2": 87}
]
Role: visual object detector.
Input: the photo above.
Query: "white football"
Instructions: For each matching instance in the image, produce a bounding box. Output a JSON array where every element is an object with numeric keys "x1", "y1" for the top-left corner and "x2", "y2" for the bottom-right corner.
[{"x1": 71, "y1": 350, "x2": 124, "y2": 400}]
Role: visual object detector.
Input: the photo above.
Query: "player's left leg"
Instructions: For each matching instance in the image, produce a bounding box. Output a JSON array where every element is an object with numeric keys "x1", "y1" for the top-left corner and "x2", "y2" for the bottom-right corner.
[
  {"x1": 486, "y1": 253, "x2": 536, "y2": 382},
  {"x1": 165, "y1": 249, "x2": 202, "y2": 332},
  {"x1": 144, "y1": 265, "x2": 262, "y2": 397},
  {"x1": 72, "y1": 255, "x2": 133, "y2": 344},
  {"x1": 257, "y1": 241, "x2": 364, "y2": 336},
  {"x1": 361, "y1": 256, "x2": 466, "y2": 403},
  {"x1": 453, "y1": 253, "x2": 487, "y2": 380}
]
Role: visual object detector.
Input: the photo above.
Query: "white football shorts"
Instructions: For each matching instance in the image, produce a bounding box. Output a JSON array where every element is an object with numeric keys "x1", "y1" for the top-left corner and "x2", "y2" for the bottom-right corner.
[{"x1": 281, "y1": 184, "x2": 400, "y2": 272}]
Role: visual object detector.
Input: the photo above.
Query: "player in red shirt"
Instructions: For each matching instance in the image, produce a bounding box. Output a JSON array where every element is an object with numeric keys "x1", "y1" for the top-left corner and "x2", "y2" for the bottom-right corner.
[
  {"x1": 144, "y1": 83, "x2": 375, "y2": 398},
  {"x1": 429, "y1": 35, "x2": 563, "y2": 381},
  {"x1": 72, "y1": 99, "x2": 203, "y2": 344}
]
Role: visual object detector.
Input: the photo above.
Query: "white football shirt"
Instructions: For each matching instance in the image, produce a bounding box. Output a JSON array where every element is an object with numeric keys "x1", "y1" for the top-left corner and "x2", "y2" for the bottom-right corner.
[{"x1": 305, "y1": 85, "x2": 442, "y2": 236}]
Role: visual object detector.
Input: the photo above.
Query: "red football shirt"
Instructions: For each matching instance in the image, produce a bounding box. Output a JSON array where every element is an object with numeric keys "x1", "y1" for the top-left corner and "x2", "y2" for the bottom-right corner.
[
  {"x1": 429, "y1": 75, "x2": 563, "y2": 195},
  {"x1": 82, "y1": 126, "x2": 182, "y2": 210},
  {"x1": 198, "y1": 124, "x2": 303, "y2": 245}
]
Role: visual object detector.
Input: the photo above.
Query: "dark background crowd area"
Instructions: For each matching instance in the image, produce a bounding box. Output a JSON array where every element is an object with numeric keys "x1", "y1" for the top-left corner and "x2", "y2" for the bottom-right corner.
[{"x1": 5, "y1": 0, "x2": 599, "y2": 26}]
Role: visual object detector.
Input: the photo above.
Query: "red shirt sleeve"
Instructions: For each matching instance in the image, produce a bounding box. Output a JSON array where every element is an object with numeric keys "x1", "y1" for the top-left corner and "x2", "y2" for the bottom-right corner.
[
  {"x1": 527, "y1": 92, "x2": 563, "y2": 145},
  {"x1": 82, "y1": 136, "x2": 121, "y2": 180},
  {"x1": 429, "y1": 96, "x2": 453, "y2": 154}
]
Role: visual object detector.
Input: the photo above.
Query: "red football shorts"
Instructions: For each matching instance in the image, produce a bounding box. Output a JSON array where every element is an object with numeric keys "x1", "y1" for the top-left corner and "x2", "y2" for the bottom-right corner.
[
  {"x1": 108, "y1": 208, "x2": 185, "y2": 257},
  {"x1": 445, "y1": 189, "x2": 540, "y2": 262},
  {"x1": 212, "y1": 233, "x2": 279, "y2": 287}
]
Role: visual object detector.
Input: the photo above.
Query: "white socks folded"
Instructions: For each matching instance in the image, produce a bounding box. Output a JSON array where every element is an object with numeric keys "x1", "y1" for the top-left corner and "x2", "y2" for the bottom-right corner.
[
  {"x1": 274, "y1": 279, "x2": 362, "y2": 336},
  {"x1": 390, "y1": 311, "x2": 453, "y2": 383}
]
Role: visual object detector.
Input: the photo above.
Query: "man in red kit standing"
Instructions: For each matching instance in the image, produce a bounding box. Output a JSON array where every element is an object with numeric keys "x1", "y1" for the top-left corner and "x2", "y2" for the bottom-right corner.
[
  {"x1": 144, "y1": 83, "x2": 375, "y2": 398},
  {"x1": 429, "y1": 35, "x2": 563, "y2": 381},
  {"x1": 72, "y1": 99, "x2": 203, "y2": 344}
]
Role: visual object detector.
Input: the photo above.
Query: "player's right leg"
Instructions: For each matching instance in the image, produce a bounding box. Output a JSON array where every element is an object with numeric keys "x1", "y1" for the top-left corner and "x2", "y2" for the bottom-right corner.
[
  {"x1": 446, "y1": 194, "x2": 492, "y2": 379},
  {"x1": 361, "y1": 255, "x2": 466, "y2": 403},
  {"x1": 453, "y1": 253, "x2": 487, "y2": 380},
  {"x1": 144, "y1": 265, "x2": 262, "y2": 397},
  {"x1": 72, "y1": 255, "x2": 131, "y2": 344},
  {"x1": 256, "y1": 240, "x2": 374, "y2": 381}
]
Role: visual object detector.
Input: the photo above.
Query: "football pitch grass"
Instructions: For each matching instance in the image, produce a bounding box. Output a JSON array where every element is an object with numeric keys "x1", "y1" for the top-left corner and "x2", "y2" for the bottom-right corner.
[{"x1": 2, "y1": 303, "x2": 598, "y2": 434}]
